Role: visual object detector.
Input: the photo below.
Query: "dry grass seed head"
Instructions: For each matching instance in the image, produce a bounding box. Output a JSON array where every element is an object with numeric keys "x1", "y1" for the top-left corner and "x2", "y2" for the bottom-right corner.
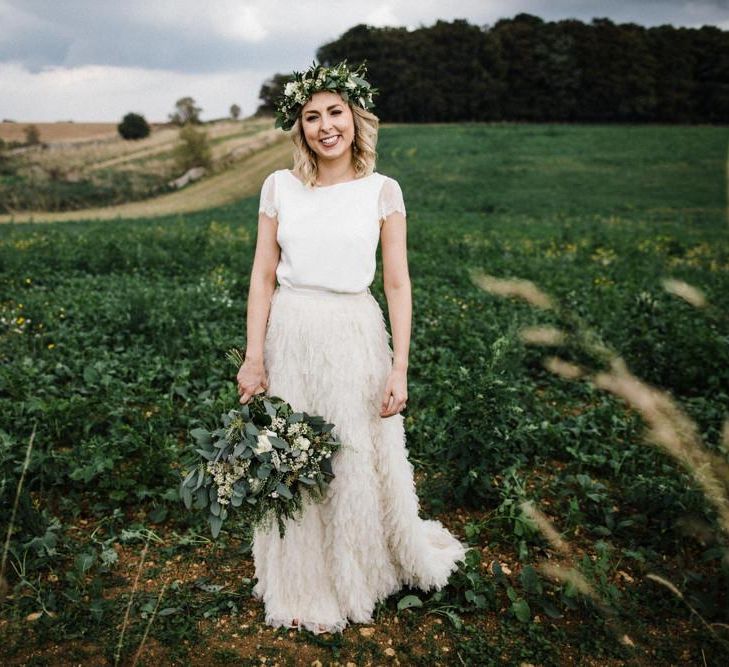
[
  {"x1": 594, "y1": 359, "x2": 729, "y2": 539},
  {"x1": 520, "y1": 500, "x2": 571, "y2": 555},
  {"x1": 661, "y1": 278, "x2": 707, "y2": 308},
  {"x1": 518, "y1": 326, "x2": 566, "y2": 346},
  {"x1": 470, "y1": 271, "x2": 554, "y2": 309},
  {"x1": 543, "y1": 356, "x2": 585, "y2": 380},
  {"x1": 538, "y1": 562, "x2": 600, "y2": 602}
]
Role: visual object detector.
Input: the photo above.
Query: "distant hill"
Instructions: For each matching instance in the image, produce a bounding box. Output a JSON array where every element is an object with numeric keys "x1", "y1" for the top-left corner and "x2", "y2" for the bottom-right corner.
[{"x1": 0, "y1": 116, "x2": 289, "y2": 222}]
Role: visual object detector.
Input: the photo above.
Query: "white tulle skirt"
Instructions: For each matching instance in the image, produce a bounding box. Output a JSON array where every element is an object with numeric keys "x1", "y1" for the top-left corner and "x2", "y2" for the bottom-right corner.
[{"x1": 251, "y1": 284, "x2": 468, "y2": 634}]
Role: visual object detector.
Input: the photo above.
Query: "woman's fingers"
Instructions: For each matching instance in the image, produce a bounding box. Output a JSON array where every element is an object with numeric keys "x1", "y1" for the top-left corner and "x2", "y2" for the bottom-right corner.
[
  {"x1": 382, "y1": 394, "x2": 407, "y2": 417},
  {"x1": 381, "y1": 393, "x2": 408, "y2": 417},
  {"x1": 239, "y1": 382, "x2": 267, "y2": 404}
]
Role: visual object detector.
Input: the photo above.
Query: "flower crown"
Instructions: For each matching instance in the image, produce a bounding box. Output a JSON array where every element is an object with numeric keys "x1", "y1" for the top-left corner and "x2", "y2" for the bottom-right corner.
[{"x1": 274, "y1": 59, "x2": 378, "y2": 131}]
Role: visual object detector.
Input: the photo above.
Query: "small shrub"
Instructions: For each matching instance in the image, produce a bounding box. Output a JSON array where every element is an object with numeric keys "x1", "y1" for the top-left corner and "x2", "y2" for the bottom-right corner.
[
  {"x1": 173, "y1": 125, "x2": 212, "y2": 173},
  {"x1": 118, "y1": 112, "x2": 151, "y2": 140},
  {"x1": 23, "y1": 124, "x2": 40, "y2": 145}
]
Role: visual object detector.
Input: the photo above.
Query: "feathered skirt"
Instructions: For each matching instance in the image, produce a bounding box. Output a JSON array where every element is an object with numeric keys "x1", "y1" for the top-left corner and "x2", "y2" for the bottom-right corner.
[{"x1": 251, "y1": 283, "x2": 468, "y2": 634}]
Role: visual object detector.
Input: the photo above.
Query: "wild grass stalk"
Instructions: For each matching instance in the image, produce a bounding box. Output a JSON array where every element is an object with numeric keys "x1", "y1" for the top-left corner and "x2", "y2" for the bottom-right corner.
[
  {"x1": 114, "y1": 532, "x2": 152, "y2": 667},
  {"x1": 131, "y1": 575, "x2": 170, "y2": 667},
  {"x1": 520, "y1": 499, "x2": 635, "y2": 648},
  {"x1": 473, "y1": 270, "x2": 729, "y2": 650},
  {"x1": 1, "y1": 423, "x2": 37, "y2": 601}
]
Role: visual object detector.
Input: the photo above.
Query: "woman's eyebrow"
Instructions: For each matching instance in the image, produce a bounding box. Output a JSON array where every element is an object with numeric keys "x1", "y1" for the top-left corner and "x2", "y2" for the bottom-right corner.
[{"x1": 304, "y1": 104, "x2": 343, "y2": 114}]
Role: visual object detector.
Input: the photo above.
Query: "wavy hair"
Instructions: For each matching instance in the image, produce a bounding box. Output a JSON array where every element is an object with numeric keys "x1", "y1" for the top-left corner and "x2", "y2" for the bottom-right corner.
[{"x1": 290, "y1": 93, "x2": 379, "y2": 188}]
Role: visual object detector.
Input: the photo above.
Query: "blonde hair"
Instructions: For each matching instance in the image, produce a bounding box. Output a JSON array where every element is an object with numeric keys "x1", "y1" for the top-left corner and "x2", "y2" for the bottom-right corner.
[{"x1": 290, "y1": 93, "x2": 379, "y2": 188}]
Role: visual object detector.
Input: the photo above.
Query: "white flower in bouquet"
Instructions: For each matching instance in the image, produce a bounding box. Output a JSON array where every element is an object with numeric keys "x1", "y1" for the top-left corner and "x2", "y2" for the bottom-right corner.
[
  {"x1": 295, "y1": 435, "x2": 311, "y2": 451},
  {"x1": 254, "y1": 429, "x2": 276, "y2": 455},
  {"x1": 287, "y1": 422, "x2": 304, "y2": 436}
]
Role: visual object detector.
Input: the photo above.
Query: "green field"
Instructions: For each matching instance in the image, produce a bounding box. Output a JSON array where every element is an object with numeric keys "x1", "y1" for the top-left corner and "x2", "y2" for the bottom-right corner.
[{"x1": 1, "y1": 123, "x2": 728, "y2": 665}]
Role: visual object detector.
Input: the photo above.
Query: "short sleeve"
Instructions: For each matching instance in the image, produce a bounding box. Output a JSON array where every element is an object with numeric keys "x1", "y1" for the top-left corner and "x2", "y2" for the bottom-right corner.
[
  {"x1": 378, "y1": 177, "x2": 407, "y2": 222},
  {"x1": 258, "y1": 172, "x2": 278, "y2": 218}
]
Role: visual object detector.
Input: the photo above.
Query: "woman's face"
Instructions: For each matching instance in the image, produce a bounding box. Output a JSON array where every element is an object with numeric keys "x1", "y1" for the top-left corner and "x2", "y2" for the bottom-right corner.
[{"x1": 300, "y1": 91, "x2": 355, "y2": 163}]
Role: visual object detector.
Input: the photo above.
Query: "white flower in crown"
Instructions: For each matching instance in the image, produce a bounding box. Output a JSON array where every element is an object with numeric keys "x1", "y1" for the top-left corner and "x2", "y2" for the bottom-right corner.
[
  {"x1": 284, "y1": 81, "x2": 298, "y2": 97},
  {"x1": 346, "y1": 78, "x2": 357, "y2": 90}
]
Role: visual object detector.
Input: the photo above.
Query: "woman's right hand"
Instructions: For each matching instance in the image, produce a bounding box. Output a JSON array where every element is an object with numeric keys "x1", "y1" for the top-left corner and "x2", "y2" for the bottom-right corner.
[{"x1": 237, "y1": 359, "x2": 268, "y2": 404}]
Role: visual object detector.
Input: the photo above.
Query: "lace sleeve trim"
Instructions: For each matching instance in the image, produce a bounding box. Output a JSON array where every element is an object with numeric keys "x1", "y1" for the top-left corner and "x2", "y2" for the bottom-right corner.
[
  {"x1": 258, "y1": 172, "x2": 278, "y2": 218},
  {"x1": 378, "y1": 177, "x2": 407, "y2": 222}
]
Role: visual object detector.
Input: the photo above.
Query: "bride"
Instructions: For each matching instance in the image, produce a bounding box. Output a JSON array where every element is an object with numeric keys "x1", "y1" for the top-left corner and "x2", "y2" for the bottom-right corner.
[{"x1": 236, "y1": 60, "x2": 468, "y2": 635}]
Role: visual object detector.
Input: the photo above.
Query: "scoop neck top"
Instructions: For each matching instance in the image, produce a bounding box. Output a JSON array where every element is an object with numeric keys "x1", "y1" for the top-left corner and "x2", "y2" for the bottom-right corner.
[
  {"x1": 285, "y1": 169, "x2": 379, "y2": 189},
  {"x1": 258, "y1": 168, "x2": 407, "y2": 293}
]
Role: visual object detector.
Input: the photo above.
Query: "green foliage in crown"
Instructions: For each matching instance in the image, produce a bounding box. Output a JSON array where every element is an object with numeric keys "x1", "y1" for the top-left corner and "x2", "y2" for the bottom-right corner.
[{"x1": 274, "y1": 59, "x2": 378, "y2": 131}]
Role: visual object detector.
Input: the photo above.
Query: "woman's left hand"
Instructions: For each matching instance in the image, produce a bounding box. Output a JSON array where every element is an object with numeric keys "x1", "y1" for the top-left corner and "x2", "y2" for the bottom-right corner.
[{"x1": 380, "y1": 367, "x2": 408, "y2": 417}]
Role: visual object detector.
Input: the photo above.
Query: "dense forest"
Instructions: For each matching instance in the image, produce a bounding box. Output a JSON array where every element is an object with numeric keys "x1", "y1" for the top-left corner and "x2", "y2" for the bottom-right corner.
[{"x1": 258, "y1": 13, "x2": 729, "y2": 124}]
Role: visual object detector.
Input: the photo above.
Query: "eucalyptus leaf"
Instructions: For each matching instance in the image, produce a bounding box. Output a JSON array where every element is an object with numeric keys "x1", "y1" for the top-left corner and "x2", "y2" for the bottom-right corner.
[
  {"x1": 209, "y1": 514, "x2": 223, "y2": 538},
  {"x1": 276, "y1": 483, "x2": 293, "y2": 499},
  {"x1": 269, "y1": 436, "x2": 288, "y2": 449},
  {"x1": 181, "y1": 484, "x2": 192, "y2": 509},
  {"x1": 190, "y1": 428, "x2": 211, "y2": 445},
  {"x1": 194, "y1": 466, "x2": 205, "y2": 491}
]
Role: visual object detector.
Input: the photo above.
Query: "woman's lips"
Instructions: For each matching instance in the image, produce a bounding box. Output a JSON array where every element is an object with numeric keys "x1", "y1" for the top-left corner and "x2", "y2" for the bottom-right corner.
[{"x1": 320, "y1": 135, "x2": 341, "y2": 148}]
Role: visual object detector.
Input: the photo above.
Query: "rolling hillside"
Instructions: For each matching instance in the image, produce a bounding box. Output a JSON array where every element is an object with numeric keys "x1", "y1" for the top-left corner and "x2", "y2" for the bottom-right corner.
[{"x1": 0, "y1": 117, "x2": 291, "y2": 223}]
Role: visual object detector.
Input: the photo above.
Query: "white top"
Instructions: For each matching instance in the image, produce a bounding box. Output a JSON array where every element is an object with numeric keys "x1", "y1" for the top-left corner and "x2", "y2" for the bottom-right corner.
[{"x1": 258, "y1": 169, "x2": 407, "y2": 293}]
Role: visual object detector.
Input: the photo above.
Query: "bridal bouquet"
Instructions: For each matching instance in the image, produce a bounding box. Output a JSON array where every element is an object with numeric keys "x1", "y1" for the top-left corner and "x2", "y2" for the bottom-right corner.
[{"x1": 178, "y1": 348, "x2": 342, "y2": 539}]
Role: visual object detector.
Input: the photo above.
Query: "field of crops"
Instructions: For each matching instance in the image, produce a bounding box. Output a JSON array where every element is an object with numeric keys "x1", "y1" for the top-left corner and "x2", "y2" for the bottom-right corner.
[{"x1": 1, "y1": 122, "x2": 728, "y2": 665}]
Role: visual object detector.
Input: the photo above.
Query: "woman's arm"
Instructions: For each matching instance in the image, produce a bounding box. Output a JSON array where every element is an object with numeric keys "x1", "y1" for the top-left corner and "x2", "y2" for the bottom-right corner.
[
  {"x1": 380, "y1": 209, "x2": 411, "y2": 417},
  {"x1": 237, "y1": 210, "x2": 280, "y2": 403}
]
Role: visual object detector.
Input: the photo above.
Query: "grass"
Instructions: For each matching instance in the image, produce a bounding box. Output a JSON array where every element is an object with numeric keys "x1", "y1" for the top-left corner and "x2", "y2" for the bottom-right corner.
[{"x1": 0, "y1": 121, "x2": 728, "y2": 665}]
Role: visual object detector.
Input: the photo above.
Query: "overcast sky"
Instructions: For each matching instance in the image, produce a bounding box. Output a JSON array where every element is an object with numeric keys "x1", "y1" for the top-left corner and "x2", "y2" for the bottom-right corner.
[{"x1": 1, "y1": 0, "x2": 727, "y2": 123}]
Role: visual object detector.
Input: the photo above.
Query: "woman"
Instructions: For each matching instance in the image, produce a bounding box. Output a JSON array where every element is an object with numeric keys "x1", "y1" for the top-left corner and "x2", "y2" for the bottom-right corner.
[{"x1": 236, "y1": 60, "x2": 468, "y2": 635}]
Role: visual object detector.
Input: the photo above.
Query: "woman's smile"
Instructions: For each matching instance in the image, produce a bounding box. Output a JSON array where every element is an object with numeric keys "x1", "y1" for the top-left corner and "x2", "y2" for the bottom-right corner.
[{"x1": 320, "y1": 135, "x2": 341, "y2": 148}]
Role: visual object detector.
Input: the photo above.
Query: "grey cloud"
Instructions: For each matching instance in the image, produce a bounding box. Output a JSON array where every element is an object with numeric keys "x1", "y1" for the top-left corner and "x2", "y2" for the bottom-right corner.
[{"x1": 1, "y1": 1, "x2": 313, "y2": 74}]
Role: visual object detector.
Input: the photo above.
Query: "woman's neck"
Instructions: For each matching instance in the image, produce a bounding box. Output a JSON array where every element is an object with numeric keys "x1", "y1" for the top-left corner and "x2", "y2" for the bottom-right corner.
[{"x1": 315, "y1": 155, "x2": 356, "y2": 186}]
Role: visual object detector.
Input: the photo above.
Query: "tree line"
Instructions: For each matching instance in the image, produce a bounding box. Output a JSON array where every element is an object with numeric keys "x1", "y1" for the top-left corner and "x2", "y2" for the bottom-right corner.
[{"x1": 257, "y1": 13, "x2": 729, "y2": 124}]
